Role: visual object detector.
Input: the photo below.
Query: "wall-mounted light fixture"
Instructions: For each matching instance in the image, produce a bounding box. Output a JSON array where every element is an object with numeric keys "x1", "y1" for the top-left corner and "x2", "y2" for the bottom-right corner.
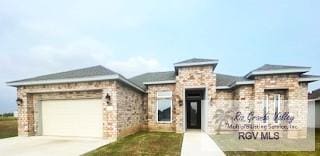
[
  {"x1": 179, "y1": 100, "x2": 183, "y2": 106},
  {"x1": 105, "y1": 93, "x2": 112, "y2": 105},
  {"x1": 16, "y1": 98, "x2": 23, "y2": 106}
]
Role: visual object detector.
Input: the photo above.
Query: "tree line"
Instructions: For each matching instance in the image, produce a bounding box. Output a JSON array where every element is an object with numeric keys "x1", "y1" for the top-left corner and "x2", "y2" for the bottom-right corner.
[{"x1": 0, "y1": 112, "x2": 14, "y2": 117}]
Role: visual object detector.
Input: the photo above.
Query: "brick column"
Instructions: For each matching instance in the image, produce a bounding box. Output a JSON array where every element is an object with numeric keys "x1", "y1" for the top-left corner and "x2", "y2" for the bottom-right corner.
[
  {"x1": 17, "y1": 88, "x2": 34, "y2": 136},
  {"x1": 103, "y1": 88, "x2": 118, "y2": 141}
]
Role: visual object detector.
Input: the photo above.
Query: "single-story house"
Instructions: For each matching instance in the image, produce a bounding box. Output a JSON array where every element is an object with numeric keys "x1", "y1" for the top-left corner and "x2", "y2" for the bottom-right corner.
[
  {"x1": 7, "y1": 58, "x2": 320, "y2": 140},
  {"x1": 309, "y1": 89, "x2": 320, "y2": 128}
]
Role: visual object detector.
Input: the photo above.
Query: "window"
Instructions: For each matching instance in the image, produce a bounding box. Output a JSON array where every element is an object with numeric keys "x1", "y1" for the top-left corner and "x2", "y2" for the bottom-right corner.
[
  {"x1": 274, "y1": 94, "x2": 281, "y2": 123},
  {"x1": 157, "y1": 91, "x2": 172, "y2": 122},
  {"x1": 263, "y1": 95, "x2": 269, "y2": 123}
]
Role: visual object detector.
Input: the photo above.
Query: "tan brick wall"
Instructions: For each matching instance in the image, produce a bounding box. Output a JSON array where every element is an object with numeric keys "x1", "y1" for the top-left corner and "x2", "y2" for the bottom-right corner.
[
  {"x1": 216, "y1": 90, "x2": 233, "y2": 100},
  {"x1": 233, "y1": 86, "x2": 254, "y2": 101},
  {"x1": 254, "y1": 74, "x2": 308, "y2": 138},
  {"x1": 146, "y1": 84, "x2": 176, "y2": 132},
  {"x1": 233, "y1": 85, "x2": 255, "y2": 116},
  {"x1": 175, "y1": 66, "x2": 216, "y2": 133},
  {"x1": 215, "y1": 90, "x2": 234, "y2": 117},
  {"x1": 116, "y1": 82, "x2": 145, "y2": 138},
  {"x1": 16, "y1": 80, "x2": 142, "y2": 140},
  {"x1": 215, "y1": 75, "x2": 308, "y2": 139},
  {"x1": 15, "y1": 70, "x2": 310, "y2": 139}
]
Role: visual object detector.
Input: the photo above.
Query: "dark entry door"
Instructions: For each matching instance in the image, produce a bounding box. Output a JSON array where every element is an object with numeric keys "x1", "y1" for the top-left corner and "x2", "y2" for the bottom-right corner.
[{"x1": 187, "y1": 100, "x2": 201, "y2": 129}]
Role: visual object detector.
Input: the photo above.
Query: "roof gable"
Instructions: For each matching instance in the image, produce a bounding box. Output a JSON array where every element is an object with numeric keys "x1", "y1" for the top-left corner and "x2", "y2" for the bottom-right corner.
[{"x1": 246, "y1": 64, "x2": 310, "y2": 78}]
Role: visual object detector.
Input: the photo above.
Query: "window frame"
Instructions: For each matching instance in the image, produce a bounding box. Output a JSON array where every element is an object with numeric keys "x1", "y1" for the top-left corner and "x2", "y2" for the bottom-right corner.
[
  {"x1": 156, "y1": 91, "x2": 173, "y2": 123},
  {"x1": 263, "y1": 95, "x2": 269, "y2": 123},
  {"x1": 273, "y1": 94, "x2": 281, "y2": 123}
]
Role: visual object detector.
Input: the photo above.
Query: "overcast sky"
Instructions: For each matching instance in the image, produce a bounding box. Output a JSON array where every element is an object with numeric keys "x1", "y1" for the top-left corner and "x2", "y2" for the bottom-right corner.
[{"x1": 1, "y1": 0, "x2": 319, "y2": 113}]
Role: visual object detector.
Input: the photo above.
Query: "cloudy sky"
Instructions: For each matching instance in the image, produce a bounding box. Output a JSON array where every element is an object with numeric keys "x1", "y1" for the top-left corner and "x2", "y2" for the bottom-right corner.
[{"x1": 1, "y1": 0, "x2": 319, "y2": 113}]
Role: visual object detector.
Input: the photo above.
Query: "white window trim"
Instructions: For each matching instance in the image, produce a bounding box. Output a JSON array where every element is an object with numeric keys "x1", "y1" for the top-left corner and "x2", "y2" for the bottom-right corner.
[
  {"x1": 263, "y1": 95, "x2": 269, "y2": 124},
  {"x1": 274, "y1": 94, "x2": 281, "y2": 124},
  {"x1": 156, "y1": 91, "x2": 173, "y2": 123},
  {"x1": 265, "y1": 95, "x2": 269, "y2": 114}
]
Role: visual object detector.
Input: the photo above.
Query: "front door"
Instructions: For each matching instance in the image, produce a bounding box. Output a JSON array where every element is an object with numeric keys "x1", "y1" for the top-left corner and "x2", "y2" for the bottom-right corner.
[{"x1": 186, "y1": 100, "x2": 201, "y2": 129}]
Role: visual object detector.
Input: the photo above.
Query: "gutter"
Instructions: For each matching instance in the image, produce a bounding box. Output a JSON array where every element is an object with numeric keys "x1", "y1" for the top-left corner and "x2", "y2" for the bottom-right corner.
[
  {"x1": 216, "y1": 86, "x2": 230, "y2": 89},
  {"x1": 217, "y1": 80, "x2": 255, "y2": 90},
  {"x1": 245, "y1": 68, "x2": 311, "y2": 78},
  {"x1": 313, "y1": 97, "x2": 320, "y2": 101},
  {"x1": 298, "y1": 77, "x2": 320, "y2": 82},
  {"x1": 229, "y1": 81, "x2": 255, "y2": 88},
  {"x1": 143, "y1": 80, "x2": 176, "y2": 85}
]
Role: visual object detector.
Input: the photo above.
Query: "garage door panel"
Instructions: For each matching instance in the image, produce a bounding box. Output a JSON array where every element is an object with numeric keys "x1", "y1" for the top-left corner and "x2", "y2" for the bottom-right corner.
[{"x1": 41, "y1": 99, "x2": 103, "y2": 138}]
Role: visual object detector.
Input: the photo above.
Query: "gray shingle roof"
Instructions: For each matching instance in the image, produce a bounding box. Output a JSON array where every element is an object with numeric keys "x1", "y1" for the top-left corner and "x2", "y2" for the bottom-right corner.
[
  {"x1": 246, "y1": 64, "x2": 310, "y2": 78},
  {"x1": 7, "y1": 65, "x2": 146, "y2": 92},
  {"x1": 130, "y1": 71, "x2": 176, "y2": 89},
  {"x1": 252, "y1": 64, "x2": 310, "y2": 72},
  {"x1": 8, "y1": 65, "x2": 118, "y2": 83},
  {"x1": 174, "y1": 58, "x2": 218, "y2": 64},
  {"x1": 216, "y1": 73, "x2": 249, "y2": 86},
  {"x1": 130, "y1": 71, "x2": 250, "y2": 89}
]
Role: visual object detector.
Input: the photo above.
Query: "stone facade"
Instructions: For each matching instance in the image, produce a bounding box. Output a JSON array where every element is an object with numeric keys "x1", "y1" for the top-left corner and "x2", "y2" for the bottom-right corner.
[
  {"x1": 116, "y1": 82, "x2": 144, "y2": 138},
  {"x1": 209, "y1": 74, "x2": 308, "y2": 136},
  {"x1": 16, "y1": 80, "x2": 144, "y2": 141},
  {"x1": 16, "y1": 67, "x2": 310, "y2": 140},
  {"x1": 253, "y1": 74, "x2": 309, "y2": 138},
  {"x1": 175, "y1": 66, "x2": 216, "y2": 133},
  {"x1": 146, "y1": 84, "x2": 176, "y2": 132}
]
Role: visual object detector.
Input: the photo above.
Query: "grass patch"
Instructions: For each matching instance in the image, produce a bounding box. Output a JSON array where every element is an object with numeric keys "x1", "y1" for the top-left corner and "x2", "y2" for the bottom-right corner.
[
  {"x1": 0, "y1": 118, "x2": 18, "y2": 139},
  {"x1": 0, "y1": 116, "x2": 17, "y2": 121},
  {"x1": 84, "y1": 131, "x2": 183, "y2": 156}
]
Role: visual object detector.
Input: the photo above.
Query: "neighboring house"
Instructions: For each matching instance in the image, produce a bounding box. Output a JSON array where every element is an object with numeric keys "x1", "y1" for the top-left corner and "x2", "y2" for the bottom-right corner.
[
  {"x1": 6, "y1": 58, "x2": 320, "y2": 141},
  {"x1": 309, "y1": 89, "x2": 320, "y2": 128}
]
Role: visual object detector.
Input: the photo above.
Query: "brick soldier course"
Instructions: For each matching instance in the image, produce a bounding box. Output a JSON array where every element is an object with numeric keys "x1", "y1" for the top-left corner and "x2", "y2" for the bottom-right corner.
[{"x1": 7, "y1": 58, "x2": 320, "y2": 140}]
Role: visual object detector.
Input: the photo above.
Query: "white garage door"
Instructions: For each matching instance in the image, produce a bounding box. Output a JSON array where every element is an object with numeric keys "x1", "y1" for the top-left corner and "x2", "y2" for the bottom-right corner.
[{"x1": 41, "y1": 99, "x2": 103, "y2": 138}]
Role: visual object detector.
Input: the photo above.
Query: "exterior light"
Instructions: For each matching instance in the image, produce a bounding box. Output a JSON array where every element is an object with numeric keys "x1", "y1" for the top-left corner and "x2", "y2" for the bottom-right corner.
[
  {"x1": 105, "y1": 94, "x2": 111, "y2": 105},
  {"x1": 179, "y1": 100, "x2": 183, "y2": 106},
  {"x1": 16, "y1": 98, "x2": 23, "y2": 106}
]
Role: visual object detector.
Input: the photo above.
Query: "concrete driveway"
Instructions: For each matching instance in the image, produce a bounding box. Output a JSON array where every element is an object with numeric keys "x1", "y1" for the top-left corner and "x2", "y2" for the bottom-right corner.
[{"x1": 0, "y1": 136, "x2": 110, "y2": 156}]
